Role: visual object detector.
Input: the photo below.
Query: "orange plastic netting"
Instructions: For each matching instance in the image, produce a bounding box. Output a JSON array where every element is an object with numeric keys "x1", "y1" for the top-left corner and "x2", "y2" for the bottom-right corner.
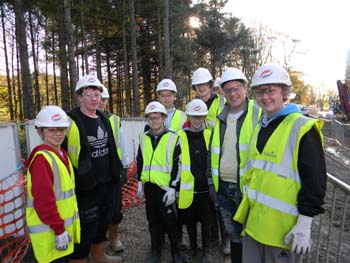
[
  {"x1": 0, "y1": 166, "x2": 30, "y2": 263},
  {"x1": 122, "y1": 160, "x2": 143, "y2": 210}
]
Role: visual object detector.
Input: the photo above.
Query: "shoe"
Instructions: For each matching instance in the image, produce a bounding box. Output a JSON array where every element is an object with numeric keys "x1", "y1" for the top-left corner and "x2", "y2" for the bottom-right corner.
[
  {"x1": 221, "y1": 237, "x2": 230, "y2": 255},
  {"x1": 108, "y1": 224, "x2": 125, "y2": 253},
  {"x1": 90, "y1": 242, "x2": 122, "y2": 263}
]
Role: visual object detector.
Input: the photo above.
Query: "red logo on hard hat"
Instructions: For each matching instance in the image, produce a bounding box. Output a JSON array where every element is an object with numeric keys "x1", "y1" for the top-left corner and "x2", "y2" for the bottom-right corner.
[
  {"x1": 163, "y1": 82, "x2": 169, "y2": 86},
  {"x1": 260, "y1": 70, "x2": 273, "y2": 78},
  {"x1": 150, "y1": 104, "x2": 156, "y2": 110},
  {"x1": 193, "y1": 105, "x2": 201, "y2": 111},
  {"x1": 88, "y1": 77, "x2": 97, "y2": 83},
  {"x1": 51, "y1": 114, "x2": 62, "y2": 121}
]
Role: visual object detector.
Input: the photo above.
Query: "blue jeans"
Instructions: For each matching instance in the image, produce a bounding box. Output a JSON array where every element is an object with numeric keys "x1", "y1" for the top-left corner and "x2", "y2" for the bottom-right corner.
[{"x1": 217, "y1": 180, "x2": 242, "y2": 243}]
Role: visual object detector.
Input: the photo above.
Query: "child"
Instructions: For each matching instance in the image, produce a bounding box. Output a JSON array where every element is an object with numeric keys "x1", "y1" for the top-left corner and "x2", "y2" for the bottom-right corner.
[
  {"x1": 25, "y1": 106, "x2": 80, "y2": 263},
  {"x1": 136, "y1": 101, "x2": 182, "y2": 263}
]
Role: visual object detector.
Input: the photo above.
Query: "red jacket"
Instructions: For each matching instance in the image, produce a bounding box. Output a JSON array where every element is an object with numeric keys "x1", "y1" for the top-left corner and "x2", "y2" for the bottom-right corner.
[{"x1": 25, "y1": 145, "x2": 72, "y2": 235}]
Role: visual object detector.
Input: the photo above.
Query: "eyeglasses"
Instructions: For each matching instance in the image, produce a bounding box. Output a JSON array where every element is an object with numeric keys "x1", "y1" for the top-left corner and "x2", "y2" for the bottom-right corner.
[
  {"x1": 147, "y1": 116, "x2": 163, "y2": 122},
  {"x1": 82, "y1": 92, "x2": 101, "y2": 99},
  {"x1": 222, "y1": 84, "x2": 244, "y2": 94},
  {"x1": 159, "y1": 93, "x2": 174, "y2": 99},
  {"x1": 45, "y1": 127, "x2": 66, "y2": 133},
  {"x1": 254, "y1": 87, "x2": 279, "y2": 97}
]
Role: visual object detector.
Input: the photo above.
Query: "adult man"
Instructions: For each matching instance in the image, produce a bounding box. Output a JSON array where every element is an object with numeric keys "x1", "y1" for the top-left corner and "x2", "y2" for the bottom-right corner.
[
  {"x1": 208, "y1": 67, "x2": 261, "y2": 262},
  {"x1": 191, "y1": 67, "x2": 225, "y2": 130},
  {"x1": 157, "y1": 78, "x2": 187, "y2": 132},
  {"x1": 98, "y1": 86, "x2": 130, "y2": 254},
  {"x1": 64, "y1": 74, "x2": 122, "y2": 263},
  {"x1": 234, "y1": 63, "x2": 326, "y2": 263}
]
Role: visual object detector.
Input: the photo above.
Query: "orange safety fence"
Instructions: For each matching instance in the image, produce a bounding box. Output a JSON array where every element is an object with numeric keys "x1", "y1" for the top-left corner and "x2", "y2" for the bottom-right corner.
[
  {"x1": 0, "y1": 166, "x2": 30, "y2": 263},
  {"x1": 122, "y1": 160, "x2": 143, "y2": 210}
]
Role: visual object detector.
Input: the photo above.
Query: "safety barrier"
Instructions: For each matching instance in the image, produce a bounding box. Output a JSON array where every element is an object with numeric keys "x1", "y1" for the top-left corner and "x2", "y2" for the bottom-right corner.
[
  {"x1": 322, "y1": 118, "x2": 350, "y2": 149},
  {"x1": 304, "y1": 173, "x2": 350, "y2": 263}
]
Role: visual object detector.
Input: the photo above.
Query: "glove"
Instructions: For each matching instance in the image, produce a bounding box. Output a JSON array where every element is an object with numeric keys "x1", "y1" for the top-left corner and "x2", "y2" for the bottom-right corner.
[
  {"x1": 121, "y1": 168, "x2": 128, "y2": 186},
  {"x1": 137, "y1": 181, "x2": 143, "y2": 198},
  {"x1": 55, "y1": 230, "x2": 71, "y2": 251},
  {"x1": 162, "y1": 187, "x2": 175, "y2": 207},
  {"x1": 209, "y1": 184, "x2": 217, "y2": 204},
  {"x1": 284, "y1": 214, "x2": 313, "y2": 254}
]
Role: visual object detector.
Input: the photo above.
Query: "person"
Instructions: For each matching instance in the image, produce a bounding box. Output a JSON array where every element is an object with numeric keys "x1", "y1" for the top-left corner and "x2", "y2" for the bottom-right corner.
[
  {"x1": 207, "y1": 67, "x2": 262, "y2": 263},
  {"x1": 64, "y1": 74, "x2": 122, "y2": 263},
  {"x1": 213, "y1": 77, "x2": 224, "y2": 96},
  {"x1": 191, "y1": 67, "x2": 225, "y2": 130},
  {"x1": 191, "y1": 67, "x2": 226, "y2": 247},
  {"x1": 177, "y1": 99, "x2": 212, "y2": 263},
  {"x1": 25, "y1": 106, "x2": 80, "y2": 263},
  {"x1": 234, "y1": 63, "x2": 327, "y2": 263},
  {"x1": 98, "y1": 85, "x2": 130, "y2": 254},
  {"x1": 136, "y1": 101, "x2": 182, "y2": 263},
  {"x1": 157, "y1": 78, "x2": 187, "y2": 132}
]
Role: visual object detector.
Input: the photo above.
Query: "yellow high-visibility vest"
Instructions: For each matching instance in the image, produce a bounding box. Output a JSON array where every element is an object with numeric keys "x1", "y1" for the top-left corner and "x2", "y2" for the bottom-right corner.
[
  {"x1": 139, "y1": 131, "x2": 179, "y2": 187},
  {"x1": 169, "y1": 110, "x2": 187, "y2": 132},
  {"x1": 26, "y1": 150, "x2": 80, "y2": 263},
  {"x1": 205, "y1": 94, "x2": 226, "y2": 131},
  {"x1": 177, "y1": 129, "x2": 210, "y2": 209},
  {"x1": 109, "y1": 115, "x2": 123, "y2": 161},
  {"x1": 234, "y1": 113, "x2": 323, "y2": 249}
]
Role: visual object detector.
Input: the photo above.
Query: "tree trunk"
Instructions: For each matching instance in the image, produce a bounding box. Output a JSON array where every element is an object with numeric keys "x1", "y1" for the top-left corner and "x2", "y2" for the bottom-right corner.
[
  {"x1": 105, "y1": 46, "x2": 113, "y2": 113},
  {"x1": 129, "y1": 0, "x2": 139, "y2": 116},
  {"x1": 52, "y1": 31, "x2": 58, "y2": 105},
  {"x1": 1, "y1": 5, "x2": 14, "y2": 120},
  {"x1": 29, "y1": 10, "x2": 41, "y2": 112},
  {"x1": 157, "y1": 5, "x2": 163, "y2": 80},
  {"x1": 122, "y1": 0, "x2": 131, "y2": 116},
  {"x1": 14, "y1": 0, "x2": 34, "y2": 119},
  {"x1": 163, "y1": 0, "x2": 172, "y2": 78},
  {"x1": 64, "y1": 0, "x2": 77, "y2": 108},
  {"x1": 80, "y1": 0, "x2": 89, "y2": 74}
]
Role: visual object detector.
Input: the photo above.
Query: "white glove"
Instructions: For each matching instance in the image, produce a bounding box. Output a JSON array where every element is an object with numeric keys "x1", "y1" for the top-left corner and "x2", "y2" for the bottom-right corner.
[
  {"x1": 55, "y1": 230, "x2": 71, "y2": 251},
  {"x1": 137, "y1": 181, "x2": 143, "y2": 198},
  {"x1": 162, "y1": 187, "x2": 175, "y2": 207},
  {"x1": 284, "y1": 214, "x2": 313, "y2": 255}
]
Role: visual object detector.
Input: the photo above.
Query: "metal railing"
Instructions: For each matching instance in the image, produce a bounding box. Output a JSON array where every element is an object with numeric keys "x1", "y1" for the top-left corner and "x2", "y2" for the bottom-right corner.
[
  {"x1": 304, "y1": 173, "x2": 350, "y2": 263},
  {"x1": 322, "y1": 119, "x2": 350, "y2": 149}
]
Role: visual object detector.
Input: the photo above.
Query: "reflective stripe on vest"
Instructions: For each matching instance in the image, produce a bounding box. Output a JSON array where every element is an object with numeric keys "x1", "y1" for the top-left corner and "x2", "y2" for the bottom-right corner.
[
  {"x1": 236, "y1": 113, "x2": 322, "y2": 249},
  {"x1": 109, "y1": 115, "x2": 123, "y2": 161},
  {"x1": 169, "y1": 110, "x2": 187, "y2": 132},
  {"x1": 66, "y1": 119, "x2": 80, "y2": 168},
  {"x1": 140, "y1": 131, "x2": 178, "y2": 186}
]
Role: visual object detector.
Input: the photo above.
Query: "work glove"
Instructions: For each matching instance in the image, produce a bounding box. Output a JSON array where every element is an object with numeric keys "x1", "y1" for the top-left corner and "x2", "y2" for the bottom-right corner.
[
  {"x1": 121, "y1": 168, "x2": 128, "y2": 186},
  {"x1": 137, "y1": 181, "x2": 143, "y2": 198},
  {"x1": 208, "y1": 184, "x2": 217, "y2": 204},
  {"x1": 55, "y1": 230, "x2": 71, "y2": 251},
  {"x1": 162, "y1": 187, "x2": 175, "y2": 207},
  {"x1": 284, "y1": 214, "x2": 313, "y2": 255}
]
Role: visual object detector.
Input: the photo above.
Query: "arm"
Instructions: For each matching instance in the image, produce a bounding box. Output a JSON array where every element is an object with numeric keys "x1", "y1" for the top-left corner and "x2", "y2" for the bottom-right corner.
[
  {"x1": 297, "y1": 126, "x2": 327, "y2": 216},
  {"x1": 170, "y1": 138, "x2": 181, "y2": 188},
  {"x1": 136, "y1": 145, "x2": 143, "y2": 181},
  {"x1": 120, "y1": 126, "x2": 130, "y2": 168},
  {"x1": 30, "y1": 155, "x2": 65, "y2": 235}
]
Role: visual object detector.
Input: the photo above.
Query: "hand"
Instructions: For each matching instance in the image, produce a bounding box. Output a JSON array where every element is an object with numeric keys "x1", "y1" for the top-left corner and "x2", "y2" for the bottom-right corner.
[
  {"x1": 162, "y1": 187, "x2": 175, "y2": 207},
  {"x1": 121, "y1": 168, "x2": 128, "y2": 186},
  {"x1": 284, "y1": 215, "x2": 313, "y2": 254},
  {"x1": 208, "y1": 184, "x2": 217, "y2": 204},
  {"x1": 55, "y1": 230, "x2": 71, "y2": 251},
  {"x1": 137, "y1": 181, "x2": 143, "y2": 198}
]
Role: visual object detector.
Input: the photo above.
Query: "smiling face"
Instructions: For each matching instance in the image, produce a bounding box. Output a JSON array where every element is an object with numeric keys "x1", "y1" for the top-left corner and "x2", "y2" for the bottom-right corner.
[
  {"x1": 194, "y1": 83, "x2": 211, "y2": 102},
  {"x1": 158, "y1": 90, "x2": 176, "y2": 109},
  {"x1": 146, "y1": 112, "x2": 166, "y2": 134},
  {"x1": 188, "y1": 115, "x2": 206, "y2": 131},
  {"x1": 222, "y1": 80, "x2": 247, "y2": 113},
  {"x1": 253, "y1": 84, "x2": 286, "y2": 117},
  {"x1": 38, "y1": 127, "x2": 66, "y2": 150}
]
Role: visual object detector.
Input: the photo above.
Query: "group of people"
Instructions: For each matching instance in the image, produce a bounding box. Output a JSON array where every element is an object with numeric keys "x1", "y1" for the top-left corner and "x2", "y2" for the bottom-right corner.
[{"x1": 25, "y1": 62, "x2": 327, "y2": 263}]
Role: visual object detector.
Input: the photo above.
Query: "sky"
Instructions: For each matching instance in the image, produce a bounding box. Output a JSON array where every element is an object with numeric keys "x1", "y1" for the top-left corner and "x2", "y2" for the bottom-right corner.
[{"x1": 225, "y1": 0, "x2": 350, "y2": 91}]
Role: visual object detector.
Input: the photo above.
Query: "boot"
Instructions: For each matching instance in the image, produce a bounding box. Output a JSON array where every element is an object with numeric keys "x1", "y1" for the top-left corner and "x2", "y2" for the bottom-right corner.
[
  {"x1": 221, "y1": 235, "x2": 230, "y2": 255},
  {"x1": 69, "y1": 259, "x2": 88, "y2": 263},
  {"x1": 90, "y1": 242, "x2": 122, "y2": 263},
  {"x1": 230, "y1": 242, "x2": 242, "y2": 263},
  {"x1": 108, "y1": 224, "x2": 124, "y2": 252}
]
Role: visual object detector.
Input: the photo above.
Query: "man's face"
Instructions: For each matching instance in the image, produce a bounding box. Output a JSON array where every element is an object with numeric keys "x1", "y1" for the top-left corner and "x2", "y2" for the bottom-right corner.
[
  {"x1": 147, "y1": 113, "x2": 166, "y2": 134},
  {"x1": 194, "y1": 83, "x2": 211, "y2": 101},
  {"x1": 78, "y1": 87, "x2": 101, "y2": 113},
  {"x1": 158, "y1": 90, "x2": 176, "y2": 109},
  {"x1": 188, "y1": 115, "x2": 205, "y2": 131},
  {"x1": 222, "y1": 80, "x2": 247, "y2": 113}
]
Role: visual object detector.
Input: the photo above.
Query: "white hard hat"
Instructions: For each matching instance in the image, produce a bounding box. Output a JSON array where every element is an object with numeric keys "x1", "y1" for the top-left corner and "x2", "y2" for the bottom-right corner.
[
  {"x1": 251, "y1": 63, "x2": 292, "y2": 88},
  {"x1": 101, "y1": 85, "x2": 110, "y2": 99},
  {"x1": 145, "y1": 101, "x2": 167, "y2": 116},
  {"x1": 35, "y1": 105, "x2": 70, "y2": 128},
  {"x1": 214, "y1": 77, "x2": 221, "y2": 88},
  {"x1": 192, "y1": 67, "x2": 213, "y2": 86},
  {"x1": 75, "y1": 74, "x2": 104, "y2": 93},
  {"x1": 185, "y1": 99, "x2": 208, "y2": 116},
  {"x1": 220, "y1": 67, "x2": 247, "y2": 87},
  {"x1": 156, "y1": 79, "x2": 177, "y2": 93}
]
